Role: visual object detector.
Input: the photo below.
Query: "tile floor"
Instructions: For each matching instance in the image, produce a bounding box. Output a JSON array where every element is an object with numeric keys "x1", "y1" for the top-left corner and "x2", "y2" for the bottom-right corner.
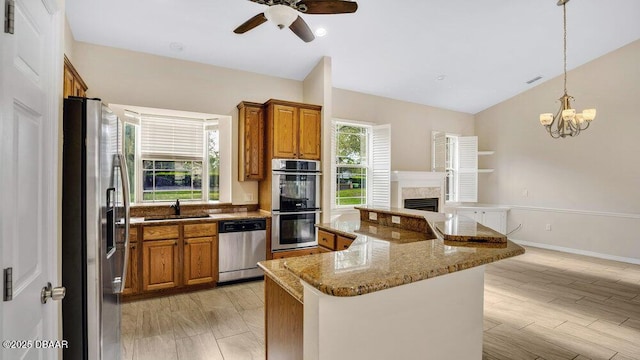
[{"x1": 124, "y1": 246, "x2": 640, "y2": 360}]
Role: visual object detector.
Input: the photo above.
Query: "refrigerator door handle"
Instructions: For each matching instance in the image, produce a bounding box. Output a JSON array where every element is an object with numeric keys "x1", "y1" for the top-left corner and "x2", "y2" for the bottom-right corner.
[{"x1": 114, "y1": 153, "x2": 130, "y2": 294}]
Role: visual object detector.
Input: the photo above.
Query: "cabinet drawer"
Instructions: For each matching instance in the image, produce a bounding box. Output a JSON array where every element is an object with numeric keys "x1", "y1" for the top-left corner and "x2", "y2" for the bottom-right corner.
[
  {"x1": 272, "y1": 247, "x2": 319, "y2": 259},
  {"x1": 184, "y1": 223, "x2": 217, "y2": 238},
  {"x1": 318, "y1": 246, "x2": 333, "y2": 253},
  {"x1": 336, "y1": 236, "x2": 354, "y2": 251},
  {"x1": 317, "y1": 230, "x2": 336, "y2": 250},
  {"x1": 143, "y1": 225, "x2": 179, "y2": 240}
]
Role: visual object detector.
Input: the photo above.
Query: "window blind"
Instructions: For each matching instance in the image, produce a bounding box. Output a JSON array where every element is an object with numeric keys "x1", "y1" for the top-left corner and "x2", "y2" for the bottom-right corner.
[{"x1": 141, "y1": 115, "x2": 204, "y2": 159}]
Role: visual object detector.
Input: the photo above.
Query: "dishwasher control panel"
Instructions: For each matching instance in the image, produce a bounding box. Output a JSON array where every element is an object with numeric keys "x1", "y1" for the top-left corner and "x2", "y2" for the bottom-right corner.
[{"x1": 219, "y1": 219, "x2": 267, "y2": 233}]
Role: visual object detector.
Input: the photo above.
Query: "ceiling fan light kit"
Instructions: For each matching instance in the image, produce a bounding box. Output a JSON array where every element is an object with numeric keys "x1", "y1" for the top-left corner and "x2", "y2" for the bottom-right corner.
[
  {"x1": 539, "y1": 0, "x2": 596, "y2": 138},
  {"x1": 233, "y1": 0, "x2": 358, "y2": 42},
  {"x1": 264, "y1": 5, "x2": 298, "y2": 29}
]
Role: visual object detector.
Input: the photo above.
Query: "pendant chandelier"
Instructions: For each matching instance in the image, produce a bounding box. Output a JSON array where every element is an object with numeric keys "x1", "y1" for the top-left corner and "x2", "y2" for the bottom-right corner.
[{"x1": 539, "y1": 0, "x2": 596, "y2": 138}]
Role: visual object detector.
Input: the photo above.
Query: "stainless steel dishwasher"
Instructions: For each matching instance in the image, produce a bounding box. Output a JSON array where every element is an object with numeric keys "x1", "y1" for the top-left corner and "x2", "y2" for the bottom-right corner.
[{"x1": 218, "y1": 218, "x2": 267, "y2": 283}]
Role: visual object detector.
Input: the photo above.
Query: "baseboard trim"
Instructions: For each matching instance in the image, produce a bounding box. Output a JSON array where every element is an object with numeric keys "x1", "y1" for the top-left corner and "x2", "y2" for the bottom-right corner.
[
  {"x1": 510, "y1": 238, "x2": 640, "y2": 265},
  {"x1": 506, "y1": 205, "x2": 640, "y2": 220}
]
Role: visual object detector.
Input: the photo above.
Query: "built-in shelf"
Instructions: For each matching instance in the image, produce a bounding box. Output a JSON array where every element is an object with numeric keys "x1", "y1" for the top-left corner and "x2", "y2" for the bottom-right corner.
[
  {"x1": 478, "y1": 169, "x2": 494, "y2": 173},
  {"x1": 478, "y1": 151, "x2": 495, "y2": 156}
]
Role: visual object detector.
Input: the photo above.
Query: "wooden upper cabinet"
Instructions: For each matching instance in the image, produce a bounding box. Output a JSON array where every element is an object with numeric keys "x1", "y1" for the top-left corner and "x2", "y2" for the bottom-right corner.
[
  {"x1": 298, "y1": 108, "x2": 321, "y2": 160},
  {"x1": 238, "y1": 102, "x2": 265, "y2": 181},
  {"x1": 272, "y1": 104, "x2": 299, "y2": 158},
  {"x1": 63, "y1": 55, "x2": 87, "y2": 98},
  {"x1": 266, "y1": 99, "x2": 321, "y2": 161}
]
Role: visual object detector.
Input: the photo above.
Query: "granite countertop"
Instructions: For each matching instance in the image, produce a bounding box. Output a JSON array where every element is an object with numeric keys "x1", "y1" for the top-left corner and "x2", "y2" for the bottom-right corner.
[
  {"x1": 258, "y1": 207, "x2": 524, "y2": 299},
  {"x1": 130, "y1": 210, "x2": 270, "y2": 225}
]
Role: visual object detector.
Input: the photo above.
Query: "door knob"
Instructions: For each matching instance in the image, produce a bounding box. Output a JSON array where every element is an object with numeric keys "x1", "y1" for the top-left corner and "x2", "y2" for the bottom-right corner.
[{"x1": 41, "y1": 282, "x2": 66, "y2": 304}]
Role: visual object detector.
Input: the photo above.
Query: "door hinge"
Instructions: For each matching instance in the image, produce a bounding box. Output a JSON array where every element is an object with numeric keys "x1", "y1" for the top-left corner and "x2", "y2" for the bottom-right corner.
[
  {"x1": 3, "y1": 267, "x2": 12, "y2": 301},
  {"x1": 4, "y1": 0, "x2": 15, "y2": 34}
]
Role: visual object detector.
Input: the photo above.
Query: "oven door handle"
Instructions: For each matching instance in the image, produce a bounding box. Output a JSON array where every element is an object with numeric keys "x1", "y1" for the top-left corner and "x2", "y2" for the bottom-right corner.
[
  {"x1": 272, "y1": 171, "x2": 322, "y2": 176},
  {"x1": 272, "y1": 210, "x2": 322, "y2": 215}
]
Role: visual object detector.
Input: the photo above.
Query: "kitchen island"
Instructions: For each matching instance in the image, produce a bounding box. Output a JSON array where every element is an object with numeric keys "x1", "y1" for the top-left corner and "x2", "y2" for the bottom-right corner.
[{"x1": 258, "y1": 206, "x2": 524, "y2": 360}]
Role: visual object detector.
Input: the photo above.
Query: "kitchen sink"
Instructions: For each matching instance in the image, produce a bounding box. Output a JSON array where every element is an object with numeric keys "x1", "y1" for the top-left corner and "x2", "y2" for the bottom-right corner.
[{"x1": 143, "y1": 214, "x2": 210, "y2": 221}]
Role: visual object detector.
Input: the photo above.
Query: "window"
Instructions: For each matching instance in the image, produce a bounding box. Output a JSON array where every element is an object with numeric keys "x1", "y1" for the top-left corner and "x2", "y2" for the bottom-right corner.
[
  {"x1": 123, "y1": 122, "x2": 137, "y2": 203},
  {"x1": 142, "y1": 160, "x2": 202, "y2": 201},
  {"x1": 207, "y1": 128, "x2": 220, "y2": 201},
  {"x1": 332, "y1": 120, "x2": 391, "y2": 208},
  {"x1": 116, "y1": 104, "x2": 229, "y2": 204},
  {"x1": 432, "y1": 132, "x2": 477, "y2": 203},
  {"x1": 335, "y1": 124, "x2": 368, "y2": 206}
]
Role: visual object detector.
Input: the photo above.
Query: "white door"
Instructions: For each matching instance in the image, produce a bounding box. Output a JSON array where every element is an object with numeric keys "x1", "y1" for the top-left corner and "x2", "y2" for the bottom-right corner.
[{"x1": 0, "y1": 0, "x2": 63, "y2": 359}]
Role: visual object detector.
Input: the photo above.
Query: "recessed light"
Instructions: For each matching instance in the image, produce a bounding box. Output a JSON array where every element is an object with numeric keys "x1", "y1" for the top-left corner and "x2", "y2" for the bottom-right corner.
[
  {"x1": 436, "y1": 75, "x2": 446, "y2": 81},
  {"x1": 315, "y1": 28, "x2": 327, "y2": 37},
  {"x1": 169, "y1": 42, "x2": 184, "y2": 52}
]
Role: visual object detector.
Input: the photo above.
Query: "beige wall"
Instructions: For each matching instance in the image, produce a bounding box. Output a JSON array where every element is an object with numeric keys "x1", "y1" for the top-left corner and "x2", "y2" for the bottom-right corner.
[
  {"x1": 303, "y1": 57, "x2": 333, "y2": 221},
  {"x1": 72, "y1": 42, "x2": 304, "y2": 204},
  {"x1": 63, "y1": 16, "x2": 75, "y2": 60},
  {"x1": 332, "y1": 89, "x2": 475, "y2": 172},
  {"x1": 475, "y1": 39, "x2": 640, "y2": 262}
]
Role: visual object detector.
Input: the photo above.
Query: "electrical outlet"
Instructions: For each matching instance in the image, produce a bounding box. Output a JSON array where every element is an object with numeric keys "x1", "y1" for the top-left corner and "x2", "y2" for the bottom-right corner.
[
  {"x1": 545, "y1": 224, "x2": 552, "y2": 231},
  {"x1": 245, "y1": 193, "x2": 254, "y2": 202},
  {"x1": 392, "y1": 216, "x2": 401, "y2": 224},
  {"x1": 369, "y1": 212, "x2": 377, "y2": 221},
  {"x1": 522, "y1": 189, "x2": 529, "y2": 197}
]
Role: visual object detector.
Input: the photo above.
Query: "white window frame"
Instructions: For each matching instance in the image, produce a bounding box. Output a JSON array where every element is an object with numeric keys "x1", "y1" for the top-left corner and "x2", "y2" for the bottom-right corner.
[
  {"x1": 332, "y1": 119, "x2": 391, "y2": 209},
  {"x1": 117, "y1": 105, "x2": 228, "y2": 204}
]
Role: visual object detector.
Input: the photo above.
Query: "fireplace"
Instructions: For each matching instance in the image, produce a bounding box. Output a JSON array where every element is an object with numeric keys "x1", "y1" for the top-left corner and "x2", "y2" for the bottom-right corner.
[
  {"x1": 391, "y1": 171, "x2": 446, "y2": 212},
  {"x1": 404, "y1": 198, "x2": 439, "y2": 212}
]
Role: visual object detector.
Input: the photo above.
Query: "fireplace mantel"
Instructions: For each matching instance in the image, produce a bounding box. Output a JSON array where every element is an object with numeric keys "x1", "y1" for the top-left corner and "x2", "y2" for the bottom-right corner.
[{"x1": 390, "y1": 171, "x2": 446, "y2": 212}]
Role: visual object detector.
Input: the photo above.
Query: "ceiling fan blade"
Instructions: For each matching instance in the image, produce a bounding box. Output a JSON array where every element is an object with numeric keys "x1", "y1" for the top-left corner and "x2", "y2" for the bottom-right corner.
[
  {"x1": 299, "y1": 0, "x2": 358, "y2": 14},
  {"x1": 233, "y1": 13, "x2": 268, "y2": 34},
  {"x1": 289, "y1": 16, "x2": 315, "y2": 43}
]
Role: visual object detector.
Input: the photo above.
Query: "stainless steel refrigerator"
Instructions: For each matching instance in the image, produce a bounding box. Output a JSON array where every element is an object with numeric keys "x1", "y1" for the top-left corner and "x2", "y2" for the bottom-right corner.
[{"x1": 62, "y1": 97, "x2": 131, "y2": 359}]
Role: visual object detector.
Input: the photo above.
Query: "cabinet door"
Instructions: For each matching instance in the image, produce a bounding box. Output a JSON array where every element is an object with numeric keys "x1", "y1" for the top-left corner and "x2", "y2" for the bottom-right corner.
[
  {"x1": 272, "y1": 104, "x2": 298, "y2": 158},
  {"x1": 298, "y1": 108, "x2": 321, "y2": 160},
  {"x1": 123, "y1": 242, "x2": 139, "y2": 295},
  {"x1": 479, "y1": 210, "x2": 507, "y2": 234},
  {"x1": 239, "y1": 103, "x2": 265, "y2": 180},
  {"x1": 184, "y1": 236, "x2": 217, "y2": 286},
  {"x1": 142, "y1": 239, "x2": 180, "y2": 291},
  {"x1": 455, "y1": 209, "x2": 478, "y2": 221}
]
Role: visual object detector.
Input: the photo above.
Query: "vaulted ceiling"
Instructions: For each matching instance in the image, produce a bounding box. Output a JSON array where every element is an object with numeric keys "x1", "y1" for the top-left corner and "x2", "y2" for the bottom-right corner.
[{"x1": 66, "y1": 0, "x2": 640, "y2": 114}]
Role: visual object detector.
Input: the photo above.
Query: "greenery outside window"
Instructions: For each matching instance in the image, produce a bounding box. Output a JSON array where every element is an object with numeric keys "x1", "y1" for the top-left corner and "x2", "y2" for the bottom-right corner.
[
  {"x1": 207, "y1": 129, "x2": 220, "y2": 201},
  {"x1": 335, "y1": 123, "x2": 369, "y2": 206},
  {"x1": 123, "y1": 122, "x2": 137, "y2": 203},
  {"x1": 142, "y1": 160, "x2": 203, "y2": 201}
]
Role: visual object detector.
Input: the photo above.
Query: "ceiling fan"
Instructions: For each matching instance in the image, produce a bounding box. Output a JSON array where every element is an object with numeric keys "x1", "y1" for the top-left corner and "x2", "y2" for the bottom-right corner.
[{"x1": 233, "y1": 0, "x2": 358, "y2": 43}]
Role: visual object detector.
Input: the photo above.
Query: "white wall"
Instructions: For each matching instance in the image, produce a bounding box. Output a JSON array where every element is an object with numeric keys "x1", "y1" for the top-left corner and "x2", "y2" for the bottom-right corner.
[
  {"x1": 475, "y1": 39, "x2": 640, "y2": 262},
  {"x1": 332, "y1": 89, "x2": 475, "y2": 172},
  {"x1": 72, "y1": 42, "x2": 304, "y2": 204}
]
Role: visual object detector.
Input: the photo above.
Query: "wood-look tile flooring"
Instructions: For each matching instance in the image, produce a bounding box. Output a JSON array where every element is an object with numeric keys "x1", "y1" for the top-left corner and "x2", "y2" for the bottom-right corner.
[{"x1": 123, "y1": 246, "x2": 640, "y2": 360}]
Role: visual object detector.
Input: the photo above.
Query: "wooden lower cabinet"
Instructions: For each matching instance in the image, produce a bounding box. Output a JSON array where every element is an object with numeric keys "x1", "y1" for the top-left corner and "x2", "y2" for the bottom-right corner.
[
  {"x1": 318, "y1": 228, "x2": 356, "y2": 252},
  {"x1": 265, "y1": 276, "x2": 303, "y2": 360},
  {"x1": 142, "y1": 238, "x2": 180, "y2": 291},
  {"x1": 123, "y1": 226, "x2": 139, "y2": 295},
  {"x1": 272, "y1": 247, "x2": 319, "y2": 259},
  {"x1": 183, "y1": 223, "x2": 218, "y2": 286}
]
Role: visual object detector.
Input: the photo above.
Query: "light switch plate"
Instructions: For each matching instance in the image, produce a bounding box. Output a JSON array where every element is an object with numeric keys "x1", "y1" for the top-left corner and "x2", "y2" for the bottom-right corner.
[
  {"x1": 369, "y1": 212, "x2": 377, "y2": 220},
  {"x1": 392, "y1": 216, "x2": 401, "y2": 224}
]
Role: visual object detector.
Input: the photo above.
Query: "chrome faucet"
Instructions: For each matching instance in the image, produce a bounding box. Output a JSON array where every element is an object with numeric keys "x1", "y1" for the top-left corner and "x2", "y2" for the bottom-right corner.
[{"x1": 170, "y1": 199, "x2": 181, "y2": 215}]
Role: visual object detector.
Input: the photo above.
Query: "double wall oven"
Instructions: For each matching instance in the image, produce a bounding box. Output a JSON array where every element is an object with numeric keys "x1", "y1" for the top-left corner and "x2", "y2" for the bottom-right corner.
[{"x1": 271, "y1": 159, "x2": 321, "y2": 251}]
